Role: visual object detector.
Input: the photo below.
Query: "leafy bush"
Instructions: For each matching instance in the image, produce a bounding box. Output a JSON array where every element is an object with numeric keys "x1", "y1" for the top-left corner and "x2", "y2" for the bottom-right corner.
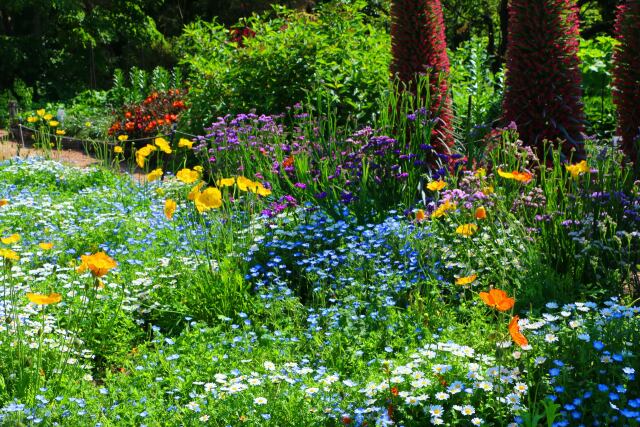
[
  {"x1": 448, "y1": 36, "x2": 505, "y2": 148},
  {"x1": 578, "y1": 36, "x2": 618, "y2": 138},
  {"x1": 177, "y1": 2, "x2": 390, "y2": 131}
]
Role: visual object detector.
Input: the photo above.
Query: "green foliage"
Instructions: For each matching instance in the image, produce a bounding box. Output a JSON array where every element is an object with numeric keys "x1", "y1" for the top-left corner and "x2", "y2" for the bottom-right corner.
[
  {"x1": 578, "y1": 36, "x2": 618, "y2": 137},
  {"x1": 108, "y1": 66, "x2": 184, "y2": 107},
  {"x1": 449, "y1": 36, "x2": 505, "y2": 144},
  {"x1": 0, "y1": 0, "x2": 172, "y2": 100},
  {"x1": 178, "y1": 3, "x2": 390, "y2": 131}
]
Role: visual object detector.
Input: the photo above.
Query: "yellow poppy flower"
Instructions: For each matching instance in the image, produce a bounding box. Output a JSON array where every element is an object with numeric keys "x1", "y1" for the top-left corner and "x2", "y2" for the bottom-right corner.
[
  {"x1": 217, "y1": 177, "x2": 236, "y2": 188},
  {"x1": 1, "y1": 233, "x2": 20, "y2": 244},
  {"x1": 193, "y1": 165, "x2": 204, "y2": 173},
  {"x1": 44, "y1": 113, "x2": 53, "y2": 121},
  {"x1": 77, "y1": 252, "x2": 117, "y2": 277},
  {"x1": 426, "y1": 180, "x2": 447, "y2": 191},
  {"x1": 497, "y1": 168, "x2": 533, "y2": 183},
  {"x1": 27, "y1": 116, "x2": 38, "y2": 123},
  {"x1": 85, "y1": 121, "x2": 92, "y2": 127},
  {"x1": 236, "y1": 176, "x2": 259, "y2": 192},
  {"x1": 455, "y1": 274, "x2": 477, "y2": 286},
  {"x1": 0, "y1": 248, "x2": 19, "y2": 261},
  {"x1": 56, "y1": 129, "x2": 66, "y2": 136},
  {"x1": 164, "y1": 199, "x2": 176, "y2": 220},
  {"x1": 431, "y1": 200, "x2": 456, "y2": 219},
  {"x1": 481, "y1": 186, "x2": 494, "y2": 196},
  {"x1": 0, "y1": 199, "x2": 8, "y2": 207},
  {"x1": 39, "y1": 242, "x2": 54, "y2": 250},
  {"x1": 146, "y1": 168, "x2": 163, "y2": 182},
  {"x1": 195, "y1": 187, "x2": 223, "y2": 213},
  {"x1": 114, "y1": 146, "x2": 123, "y2": 154},
  {"x1": 27, "y1": 292, "x2": 62, "y2": 305},
  {"x1": 565, "y1": 160, "x2": 590, "y2": 179},
  {"x1": 36, "y1": 109, "x2": 46, "y2": 117},
  {"x1": 255, "y1": 184, "x2": 272, "y2": 197},
  {"x1": 135, "y1": 145, "x2": 157, "y2": 168},
  {"x1": 154, "y1": 137, "x2": 172, "y2": 154},
  {"x1": 48, "y1": 120, "x2": 59, "y2": 127},
  {"x1": 176, "y1": 168, "x2": 200, "y2": 184},
  {"x1": 117, "y1": 134, "x2": 128, "y2": 142},
  {"x1": 178, "y1": 138, "x2": 193, "y2": 148},
  {"x1": 455, "y1": 223, "x2": 478, "y2": 237},
  {"x1": 188, "y1": 182, "x2": 205, "y2": 201}
]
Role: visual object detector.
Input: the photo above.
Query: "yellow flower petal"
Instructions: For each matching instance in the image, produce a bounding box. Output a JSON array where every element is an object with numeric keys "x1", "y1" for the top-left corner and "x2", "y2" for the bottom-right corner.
[
  {"x1": 0, "y1": 248, "x2": 19, "y2": 261},
  {"x1": 455, "y1": 223, "x2": 478, "y2": 237},
  {"x1": 146, "y1": 168, "x2": 163, "y2": 182},
  {"x1": 176, "y1": 168, "x2": 200, "y2": 184},
  {"x1": 426, "y1": 180, "x2": 447, "y2": 191},
  {"x1": 164, "y1": 199, "x2": 176, "y2": 220},
  {"x1": 455, "y1": 274, "x2": 477, "y2": 286},
  {"x1": 27, "y1": 292, "x2": 62, "y2": 305},
  {"x1": 195, "y1": 187, "x2": 223, "y2": 213},
  {"x1": 1, "y1": 233, "x2": 20, "y2": 245}
]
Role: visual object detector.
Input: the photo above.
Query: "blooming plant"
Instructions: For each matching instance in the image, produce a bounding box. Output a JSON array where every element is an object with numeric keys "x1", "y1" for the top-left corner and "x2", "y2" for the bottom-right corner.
[
  {"x1": 107, "y1": 89, "x2": 187, "y2": 140},
  {"x1": 503, "y1": 0, "x2": 586, "y2": 161}
]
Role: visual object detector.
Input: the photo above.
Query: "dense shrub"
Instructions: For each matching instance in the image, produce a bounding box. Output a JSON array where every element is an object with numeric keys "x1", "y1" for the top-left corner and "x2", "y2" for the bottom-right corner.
[
  {"x1": 612, "y1": 0, "x2": 640, "y2": 164},
  {"x1": 177, "y1": 3, "x2": 390, "y2": 131},
  {"x1": 503, "y1": 0, "x2": 586, "y2": 162},
  {"x1": 390, "y1": 0, "x2": 454, "y2": 152}
]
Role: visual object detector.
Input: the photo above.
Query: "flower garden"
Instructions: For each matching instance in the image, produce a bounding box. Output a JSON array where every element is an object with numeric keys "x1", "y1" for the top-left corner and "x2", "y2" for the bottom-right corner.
[{"x1": 1, "y1": 0, "x2": 640, "y2": 426}]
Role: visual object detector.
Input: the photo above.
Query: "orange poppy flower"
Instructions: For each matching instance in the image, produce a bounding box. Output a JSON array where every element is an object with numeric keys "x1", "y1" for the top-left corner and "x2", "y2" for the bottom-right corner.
[
  {"x1": 282, "y1": 156, "x2": 295, "y2": 168},
  {"x1": 77, "y1": 252, "x2": 117, "y2": 277},
  {"x1": 479, "y1": 288, "x2": 515, "y2": 311},
  {"x1": 475, "y1": 206, "x2": 487, "y2": 220},
  {"x1": 415, "y1": 209, "x2": 426, "y2": 222},
  {"x1": 509, "y1": 315, "x2": 528, "y2": 348}
]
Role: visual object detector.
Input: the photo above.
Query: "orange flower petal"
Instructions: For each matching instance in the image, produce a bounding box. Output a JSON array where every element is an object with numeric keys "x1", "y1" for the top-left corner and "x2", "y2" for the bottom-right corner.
[{"x1": 509, "y1": 315, "x2": 528, "y2": 347}]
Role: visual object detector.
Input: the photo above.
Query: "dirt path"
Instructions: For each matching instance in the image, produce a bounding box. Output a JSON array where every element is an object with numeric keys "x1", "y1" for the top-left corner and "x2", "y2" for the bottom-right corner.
[
  {"x1": 0, "y1": 129, "x2": 144, "y2": 181},
  {"x1": 1, "y1": 129, "x2": 100, "y2": 167}
]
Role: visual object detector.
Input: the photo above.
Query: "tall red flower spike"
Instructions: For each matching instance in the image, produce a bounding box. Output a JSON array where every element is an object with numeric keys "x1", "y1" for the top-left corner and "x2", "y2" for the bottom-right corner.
[
  {"x1": 502, "y1": 0, "x2": 586, "y2": 162},
  {"x1": 390, "y1": 0, "x2": 454, "y2": 153},
  {"x1": 613, "y1": 0, "x2": 640, "y2": 163}
]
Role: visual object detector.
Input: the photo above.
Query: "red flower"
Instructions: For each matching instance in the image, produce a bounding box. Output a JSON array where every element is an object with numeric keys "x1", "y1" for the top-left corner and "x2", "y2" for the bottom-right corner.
[
  {"x1": 390, "y1": 0, "x2": 454, "y2": 153},
  {"x1": 503, "y1": 0, "x2": 585, "y2": 161},
  {"x1": 612, "y1": 0, "x2": 640, "y2": 161}
]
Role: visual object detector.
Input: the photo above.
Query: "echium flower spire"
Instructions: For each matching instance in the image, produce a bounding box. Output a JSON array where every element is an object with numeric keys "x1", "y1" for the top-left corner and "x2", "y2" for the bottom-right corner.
[
  {"x1": 502, "y1": 0, "x2": 586, "y2": 162},
  {"x1": 390, "y1": 0, "x2": 454, "y2": 153},
  {"x1": 612, "y1": 0, "x2": 640, "y2": 164}
]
